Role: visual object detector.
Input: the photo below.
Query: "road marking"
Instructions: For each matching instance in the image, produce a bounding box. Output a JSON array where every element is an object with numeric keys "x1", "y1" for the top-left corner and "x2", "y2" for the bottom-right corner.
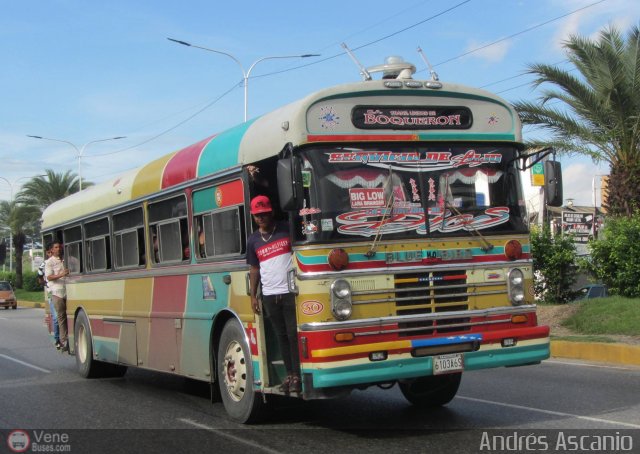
[
  {"x1": 458, "y1": 396, "x2": 640, "y2": 429},
  {"x1": 0, "y1": 317, "x2": 8, "y2": 320},
  {"x1": 0, "y1": 354, "x2": 51, "y2": 373},
  {"x1": 546, "y1": 359, "x2": 638, "y2": 371},
  {"x1": 179, "y1": 418, "x2": 282, "y2": 453}
]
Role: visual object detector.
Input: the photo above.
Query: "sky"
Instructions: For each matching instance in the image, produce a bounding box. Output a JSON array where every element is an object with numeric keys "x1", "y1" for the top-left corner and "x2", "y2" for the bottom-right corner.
[{"x1": 1, "y1": 0, "x2": 638, "y2": 208}]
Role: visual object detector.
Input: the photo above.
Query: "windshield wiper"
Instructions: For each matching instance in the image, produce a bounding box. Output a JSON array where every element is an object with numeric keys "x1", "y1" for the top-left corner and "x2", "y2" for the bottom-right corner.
[
  {"x1": 439, "y1": 173, "x2": 494, "y2": 253},
  {"x1": 365, "y1": 167, "x2": 395, "y2": 258}
]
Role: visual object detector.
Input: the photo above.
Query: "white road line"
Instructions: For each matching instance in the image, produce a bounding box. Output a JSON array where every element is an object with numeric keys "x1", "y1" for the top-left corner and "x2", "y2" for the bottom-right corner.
[
  {"x1": 178, "y1": 418, "x2": 282, "y2": 454},
  {"x1": 0, "y1": 354, "x2": 51, "y2": 373},
  {"x1": 0, "y1": 317, "x2": 8, "y2": 320},
  {"x1": 458, "y1": 396, "x2": 640, "y2": 429}
]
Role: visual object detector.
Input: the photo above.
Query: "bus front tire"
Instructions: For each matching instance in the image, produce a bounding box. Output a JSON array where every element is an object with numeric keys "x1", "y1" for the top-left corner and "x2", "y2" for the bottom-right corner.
[
  {"x1": 217, "y1": 320, "x2": 264, "y2": 423},
  {"x1": 75, "y1": 311, "x2": 128, "y2": 378},
  {"x1": 399, "y1": 373, "x2": 462, "y2": 407}
]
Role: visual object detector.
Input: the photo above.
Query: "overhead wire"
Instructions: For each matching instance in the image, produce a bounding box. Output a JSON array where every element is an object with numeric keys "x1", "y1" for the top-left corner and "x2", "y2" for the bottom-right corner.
[{"x1": 87, "y1": 0, "x2": 604, "y2": 161}]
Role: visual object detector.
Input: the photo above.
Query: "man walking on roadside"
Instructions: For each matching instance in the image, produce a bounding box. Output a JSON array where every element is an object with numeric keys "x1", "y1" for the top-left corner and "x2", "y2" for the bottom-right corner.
[{"x1": 45, "y1": 241, "x2": 70, "y2": 352}]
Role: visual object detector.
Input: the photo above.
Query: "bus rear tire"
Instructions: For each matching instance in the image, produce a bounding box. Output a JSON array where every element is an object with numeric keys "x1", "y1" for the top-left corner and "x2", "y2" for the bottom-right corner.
[
  {"x1": 217, "y1": 319, "x2": 265, "y2": 423},
  {"x1": 75, "y1": 311, "x2": 128, "y2": 378},
  {"x1": 399, "y1": 373, "x2": 462, "y2": 407}
]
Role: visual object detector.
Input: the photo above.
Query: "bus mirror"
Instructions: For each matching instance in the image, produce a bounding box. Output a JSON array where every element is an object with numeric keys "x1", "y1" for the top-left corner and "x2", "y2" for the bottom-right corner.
[
  {"x1": 277, "y1": 157, "x2": 304, "y2": 211},
  {"x1": 544, "y1": 161, "x2": 563, "y2": 207}
]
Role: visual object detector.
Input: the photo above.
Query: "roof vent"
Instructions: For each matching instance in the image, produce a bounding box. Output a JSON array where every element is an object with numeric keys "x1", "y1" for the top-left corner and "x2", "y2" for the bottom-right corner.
[{"x1": 366, "y1": 56, "x2": 416, "y2": 80}]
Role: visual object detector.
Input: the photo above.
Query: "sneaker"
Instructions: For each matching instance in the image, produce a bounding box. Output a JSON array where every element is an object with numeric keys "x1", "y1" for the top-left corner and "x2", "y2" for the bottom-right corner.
[
  {"x1": 55, "y1": 341, "x2": 62, "y2": 350},
  {"x1": 60, "y1": 342, "x2": 69, "y2": 353},
  {"x1": 289, "y1": 375, "x2": 302, "y2": 394},
  {"x1": 278, "y1": 375, "x2": 291, "y2": 394}
]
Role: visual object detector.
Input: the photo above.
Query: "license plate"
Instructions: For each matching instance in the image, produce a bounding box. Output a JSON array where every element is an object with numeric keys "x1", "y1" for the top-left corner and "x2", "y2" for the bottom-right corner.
[{"x1": 433, "y1": 353, "x2": 464, "y2": 375}]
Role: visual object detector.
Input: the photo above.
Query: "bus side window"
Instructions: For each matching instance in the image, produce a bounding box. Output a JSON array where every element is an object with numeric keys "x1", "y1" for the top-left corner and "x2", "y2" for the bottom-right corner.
[
  {"x1": 194, "y1": 206, "x2": 245, "y2": 259},
  {"x1": 112, "y1": 207, "x2": 145, "y2": 269},
  {"x1": 84, "y1": 217, "x2": 111, "y2": 272},
  {"x1": 148, "y1": 195, "x2": 189, "y2": 264},
  {"x1": 63, "y1": 225, "x2": 83, "y2": 274}
]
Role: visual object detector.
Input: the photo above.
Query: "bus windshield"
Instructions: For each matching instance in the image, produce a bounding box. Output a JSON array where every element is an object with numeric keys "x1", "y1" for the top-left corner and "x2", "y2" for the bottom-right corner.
[{"x1": 294, "y1": 144, "x2": 527, "y2": 244}]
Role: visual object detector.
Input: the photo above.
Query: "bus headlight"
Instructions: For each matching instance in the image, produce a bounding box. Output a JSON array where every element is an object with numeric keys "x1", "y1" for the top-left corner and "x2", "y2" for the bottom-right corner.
[
  {"x1": 330, "y1": 278, "x2": 352, "y2": 320},
  {"x1": 507, "y1": 268, "x2": 525, "y2": 306}
]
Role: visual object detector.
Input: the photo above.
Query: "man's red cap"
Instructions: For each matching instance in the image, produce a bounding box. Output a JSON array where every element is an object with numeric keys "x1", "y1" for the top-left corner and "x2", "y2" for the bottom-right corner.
[{"x1": 250, "y1": 195, "x2": 273, "y2": 214}]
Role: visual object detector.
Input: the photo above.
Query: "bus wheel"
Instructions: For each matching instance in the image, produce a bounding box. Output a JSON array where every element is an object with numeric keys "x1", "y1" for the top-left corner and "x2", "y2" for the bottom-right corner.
[
  {"x1": 399, "y1": 373, "x2": 462, "y2": 407},
  {"x1": 75, "y1": 311, "x2": 128, "y2": 378},
  {"x1": 217, "y1": 320, "x2": 264, "y2": 423},
  {"x1": 75, "y1": 311, "x2": 102, "y2": 378}
]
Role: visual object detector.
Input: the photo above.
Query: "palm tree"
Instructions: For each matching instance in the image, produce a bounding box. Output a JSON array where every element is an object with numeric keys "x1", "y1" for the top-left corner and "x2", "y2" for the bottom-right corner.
[
  {"x1": 7, "y1": 170, "x2": 90, "y2": 287},
  {"x1": 0, "y1": 200, "x2": 39, "y2": 288},
  {"x1": 15, "y1": 169, "x2": 90, "y2": 210},
  {"x1": 513, "y1": 25, "x2": 640, "y2": 217}
]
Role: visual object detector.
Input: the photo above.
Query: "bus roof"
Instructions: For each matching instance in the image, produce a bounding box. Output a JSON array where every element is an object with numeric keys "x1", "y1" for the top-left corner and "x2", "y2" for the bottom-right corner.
[{"x1": 42, "y1": 78, "x2": 521, "y2": 229}]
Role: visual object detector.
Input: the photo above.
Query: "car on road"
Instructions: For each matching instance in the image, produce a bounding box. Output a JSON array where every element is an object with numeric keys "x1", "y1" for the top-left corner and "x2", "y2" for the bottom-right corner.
[
  {"x1": 575, "y1": 283, "x2": 608, "y2": 300},
  {"x1": 0, "y1": 281, "x2": 17, "y2": 310}
]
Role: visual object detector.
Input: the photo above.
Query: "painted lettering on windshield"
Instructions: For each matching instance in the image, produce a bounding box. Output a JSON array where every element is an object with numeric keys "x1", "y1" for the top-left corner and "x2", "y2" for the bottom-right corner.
[{"x1": 336, "y1": 207, "x2": 510, "y2": 237}]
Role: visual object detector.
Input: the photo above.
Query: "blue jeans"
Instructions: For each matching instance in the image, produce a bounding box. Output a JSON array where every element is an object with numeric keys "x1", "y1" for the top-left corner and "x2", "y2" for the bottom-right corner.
[{"x1": 48, "y1": 296, "x2": 60, "y2": 342}]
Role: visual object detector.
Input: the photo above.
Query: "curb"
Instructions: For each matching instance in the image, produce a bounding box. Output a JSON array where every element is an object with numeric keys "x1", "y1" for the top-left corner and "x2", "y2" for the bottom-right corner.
[
  {"x1": 550, "y1": 340, "x2": 640, "y2": 367},
  {"x1": 20, "y1": 301, "x2": 638, "y2": 367}
]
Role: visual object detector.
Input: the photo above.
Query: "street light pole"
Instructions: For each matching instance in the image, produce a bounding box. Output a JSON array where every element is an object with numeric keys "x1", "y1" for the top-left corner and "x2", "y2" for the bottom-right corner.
[
  {"x1": 167, "y1": 38, "x2": 319, "y2": 122},
  {"x1": 27, "y1": 135, "x2": 126, "y2": 190}
]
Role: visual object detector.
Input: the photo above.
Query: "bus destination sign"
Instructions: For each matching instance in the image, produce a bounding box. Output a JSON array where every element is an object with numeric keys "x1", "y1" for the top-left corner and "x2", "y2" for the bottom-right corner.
[{"x1": 352, "y1": 106, "x2": 473, "y2": 130}]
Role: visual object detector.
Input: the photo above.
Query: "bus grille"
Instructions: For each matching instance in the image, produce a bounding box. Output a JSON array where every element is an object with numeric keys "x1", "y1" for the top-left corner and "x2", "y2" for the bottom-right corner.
[{"x1": 394, "y1": 270, "x2": 470, "y2": 336}]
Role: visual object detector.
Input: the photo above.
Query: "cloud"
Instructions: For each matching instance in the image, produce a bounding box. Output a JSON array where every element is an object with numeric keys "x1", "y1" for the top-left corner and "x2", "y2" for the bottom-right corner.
[
  {"x1": 464, "y1": 39, "x2": 511, "y2": 63},
  {"x1": 550, "y1": 0, "x2": 640, "y2": 50},
  {"x1": 562, "y1": 161, "x2": 609, "y2": 206}
]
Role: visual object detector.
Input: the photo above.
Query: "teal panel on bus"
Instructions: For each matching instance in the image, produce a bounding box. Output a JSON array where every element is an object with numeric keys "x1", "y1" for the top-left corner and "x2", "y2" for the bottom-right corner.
[
  {"x1": 198, "y1": 120, "x2": 256, "y2": 177},
  {"x1": 180, "y1": 273, "x2": 230, "y2": 379},
  {"x1": 192, "y1": 187, "x2": 216, "y2": 214}
]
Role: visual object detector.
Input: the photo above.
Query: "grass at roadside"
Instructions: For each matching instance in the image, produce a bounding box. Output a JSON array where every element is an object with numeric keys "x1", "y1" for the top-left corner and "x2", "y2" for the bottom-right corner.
[
  {"x1": 562, "y1": 296, "x2": 640, "y2": 336},
  {"x1": 15, "y1": 289, "x2": 46, "y2": 304}
]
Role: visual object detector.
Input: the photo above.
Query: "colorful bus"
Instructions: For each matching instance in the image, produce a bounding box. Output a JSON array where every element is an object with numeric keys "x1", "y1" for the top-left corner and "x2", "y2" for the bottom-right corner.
[{"x1": 42, "y1": 57, "x2": 561, "y2": 423}]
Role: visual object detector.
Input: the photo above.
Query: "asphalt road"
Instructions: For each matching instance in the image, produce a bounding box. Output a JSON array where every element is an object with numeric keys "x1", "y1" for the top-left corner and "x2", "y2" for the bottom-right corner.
[{"x1": 1, "y1": 307, "x2": 639, "y2": 454}]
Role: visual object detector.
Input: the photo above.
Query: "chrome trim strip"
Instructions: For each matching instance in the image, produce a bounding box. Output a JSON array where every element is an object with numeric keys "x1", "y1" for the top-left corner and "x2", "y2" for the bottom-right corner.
[
  {"x1": 353, "y1": 289, "x2": 506, "y2": 305},
  {"x1": 299, "y1": 304, "x2": 537, "y2": 332},
  {"x1": 103, "y1": 318, "x2": 136, "y2": 325},
  {"x1": 353, "y1": 281, "x2": 504, "y2": 296},
  {"x1": 66, "y1": 261, "x2": 249, "y2": 284},
  {"x1": 295, "y1": 259, "x2": 532, "y2": 280},
  {"x1": 354, "y1": 318, "x2": 506, "y2": 336}
]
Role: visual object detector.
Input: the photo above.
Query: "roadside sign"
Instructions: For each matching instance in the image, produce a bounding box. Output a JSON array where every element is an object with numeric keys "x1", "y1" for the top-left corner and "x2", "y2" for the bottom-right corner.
[
  {"x1": 562, "y1": 211, "x2": 593, "y2": 243},
  {"x1": 531, "y1": 162, "x2": 545, "y2": 186}
]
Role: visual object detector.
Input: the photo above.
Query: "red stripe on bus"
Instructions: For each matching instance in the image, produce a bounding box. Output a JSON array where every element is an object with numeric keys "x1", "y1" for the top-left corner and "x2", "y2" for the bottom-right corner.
[{"x1": 162, "y1": 135, "x2": 214, "y2": 189}]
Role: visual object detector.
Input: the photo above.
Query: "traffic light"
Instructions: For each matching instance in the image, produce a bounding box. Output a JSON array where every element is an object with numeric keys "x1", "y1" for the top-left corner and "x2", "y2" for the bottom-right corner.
[{"x1": 0, "y1": 241, "x2": 6, "y2": 265}]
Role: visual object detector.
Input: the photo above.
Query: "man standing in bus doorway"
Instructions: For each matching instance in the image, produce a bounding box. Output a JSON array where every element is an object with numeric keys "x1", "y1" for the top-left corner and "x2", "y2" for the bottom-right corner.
[
  {"x1": 38, "y1": 244, "x2": 61, "y2": 349},
  {"x1": 45, "y1": 241, "x2": 70, "y2": 352},
  {"x1": 247, "y1": 195, "x2": 301, "y2": 394}
]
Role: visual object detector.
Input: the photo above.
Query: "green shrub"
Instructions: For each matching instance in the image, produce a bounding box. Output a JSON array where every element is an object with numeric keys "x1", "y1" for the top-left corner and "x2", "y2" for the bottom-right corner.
[
  {"x1": 531, "y1": 226, "x2": 579, "y2": 304},
  {"x1": 22, "y1": 271, "x2": 43, "y2": 292},
  {"x1": 585, "y1": 213, "x2": 640, "y2": 297},
  {"x1": 0, "y1": 271, "x2": 16, "y2": 287}
]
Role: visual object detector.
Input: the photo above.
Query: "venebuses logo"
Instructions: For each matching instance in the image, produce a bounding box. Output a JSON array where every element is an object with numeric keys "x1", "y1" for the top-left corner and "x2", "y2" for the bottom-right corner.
[{"x1": 7, "y1": 430, "x2": 30, "y2": 453}]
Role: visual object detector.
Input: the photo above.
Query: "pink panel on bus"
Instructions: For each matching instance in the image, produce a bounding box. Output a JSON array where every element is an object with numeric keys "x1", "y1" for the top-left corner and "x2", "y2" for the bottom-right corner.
[
  {"x1": 147, "y1": 275, "x2": 188, "y2": 372},
  {"x1": 161, "y1": 135, "x2": 215, "y2": 189},
  {"x1": 90, "y1": 318, "x2": 121, "y2": 339}
]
